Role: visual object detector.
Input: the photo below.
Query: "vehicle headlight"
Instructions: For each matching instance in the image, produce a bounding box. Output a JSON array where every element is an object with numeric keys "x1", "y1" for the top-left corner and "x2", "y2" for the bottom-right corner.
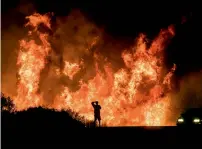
[
  {"x1": 178, "y1": 118, "x2": 184, "y2": 123},
  {"x1": 193, "y1": 118, "x2": 200, "y2": 123}
]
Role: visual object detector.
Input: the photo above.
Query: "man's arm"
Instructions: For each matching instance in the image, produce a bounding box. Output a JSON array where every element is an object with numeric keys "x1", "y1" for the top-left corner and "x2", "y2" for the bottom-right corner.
[{"x1": 91, "y1": 102, "x2": 95, "y2": 107}]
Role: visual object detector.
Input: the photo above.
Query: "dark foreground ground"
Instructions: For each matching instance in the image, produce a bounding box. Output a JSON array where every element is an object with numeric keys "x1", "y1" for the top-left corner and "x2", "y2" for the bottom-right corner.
[{"x1": 2, "y1": 108, "x2": 202, "y2": 145}]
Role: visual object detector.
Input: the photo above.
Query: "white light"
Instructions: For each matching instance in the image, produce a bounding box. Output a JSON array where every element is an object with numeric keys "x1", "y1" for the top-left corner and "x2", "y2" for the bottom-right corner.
[
  {"x1": 178, "y1": 118, "x2": 184, "y2": 122},
  {"x1": 193, "y1": 118, "x2": 200, "y2": 123}
]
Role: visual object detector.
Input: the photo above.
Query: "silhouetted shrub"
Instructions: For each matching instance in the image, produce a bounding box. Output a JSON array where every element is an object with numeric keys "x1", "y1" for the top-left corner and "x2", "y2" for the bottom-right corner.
[
  {"x1": 1, "y1": 92, "x2": 105, "y2": 128},
  {"x1": 1, "y1": 93, "x2": 15, "y2": 112}
]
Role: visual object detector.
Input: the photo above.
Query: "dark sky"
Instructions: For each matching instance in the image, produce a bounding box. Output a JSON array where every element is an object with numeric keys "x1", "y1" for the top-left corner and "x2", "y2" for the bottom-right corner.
[{"x1": 2, "y1": 0, "x2": 201, "y2": 77}]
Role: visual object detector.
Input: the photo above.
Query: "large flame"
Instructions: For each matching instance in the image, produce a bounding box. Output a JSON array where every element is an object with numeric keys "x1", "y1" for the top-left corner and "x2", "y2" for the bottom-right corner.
[
  {"x1": 14, "y1": 13, "x2": 52, "y2": 110},
  {"x1": 12, "y1": 12, "x2": 177, "y2": 126}
]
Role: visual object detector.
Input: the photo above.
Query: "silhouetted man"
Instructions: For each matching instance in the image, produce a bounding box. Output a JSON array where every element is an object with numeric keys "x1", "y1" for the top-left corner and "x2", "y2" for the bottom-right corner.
[{"x1": 91, "y1": 101, "x2": 101, "y2": 127}]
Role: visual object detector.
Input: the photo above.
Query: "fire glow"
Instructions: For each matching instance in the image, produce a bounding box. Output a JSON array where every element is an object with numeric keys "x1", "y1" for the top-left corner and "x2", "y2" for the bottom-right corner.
[{"x1": 12, "y1": 12, "x2": 177, "y2": 126}]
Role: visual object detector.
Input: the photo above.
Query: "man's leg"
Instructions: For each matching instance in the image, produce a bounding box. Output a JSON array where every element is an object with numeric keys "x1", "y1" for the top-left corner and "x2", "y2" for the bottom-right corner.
[
  {"x1": 98, "y1": 120, "x2": 101, "y2": 127},
  {"x1": 94, "y1": 118, "x2": 96, "y2": 127},
  {"x1": 98, "y1": 117, "x2": 101, "y2": 127}
]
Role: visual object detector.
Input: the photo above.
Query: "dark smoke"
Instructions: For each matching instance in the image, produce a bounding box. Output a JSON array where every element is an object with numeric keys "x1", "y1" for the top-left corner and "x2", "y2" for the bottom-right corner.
[{"x1": 166, "y1": 72, "x2": 202, "y2": 123}]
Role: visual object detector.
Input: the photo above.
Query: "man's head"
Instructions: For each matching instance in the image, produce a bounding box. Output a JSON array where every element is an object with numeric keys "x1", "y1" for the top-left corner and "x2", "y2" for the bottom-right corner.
[{"x1": 95, "y1": 101, "x2": 98, "y2": 105}]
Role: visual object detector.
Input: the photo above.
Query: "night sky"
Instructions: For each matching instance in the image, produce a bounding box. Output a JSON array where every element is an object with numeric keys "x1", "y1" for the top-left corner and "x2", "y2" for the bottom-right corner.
[{"x1": 2, "y1": 0, "x2": 201, "y2": 78}]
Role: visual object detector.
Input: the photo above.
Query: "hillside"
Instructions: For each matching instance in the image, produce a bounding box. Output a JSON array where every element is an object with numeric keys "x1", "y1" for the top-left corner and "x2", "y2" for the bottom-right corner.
[{"x1": 2, "y1": 95, "x2": 202, "y2": 145}]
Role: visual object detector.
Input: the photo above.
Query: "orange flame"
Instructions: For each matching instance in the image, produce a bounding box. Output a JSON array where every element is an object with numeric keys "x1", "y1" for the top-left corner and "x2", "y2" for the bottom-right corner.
[
  {"x1": 13, "y1": 12, "x2": 176, "y2": 126},
  {"x1": 63, "y1": 61, "x2": 83, "y2": 80},
  {"x1": 14, "y1": 13, "x2": 52, "y2": 110}
]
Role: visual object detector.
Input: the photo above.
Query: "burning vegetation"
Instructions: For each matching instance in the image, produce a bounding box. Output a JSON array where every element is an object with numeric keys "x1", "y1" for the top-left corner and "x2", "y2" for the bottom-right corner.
[{"x1": 2, "y1": 10, "x2": 201, "y2": 126}]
